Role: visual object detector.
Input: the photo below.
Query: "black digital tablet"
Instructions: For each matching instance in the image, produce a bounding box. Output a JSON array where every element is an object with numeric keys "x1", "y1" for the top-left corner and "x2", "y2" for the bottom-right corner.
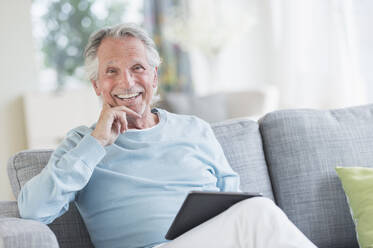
[{"x1": 165, "y1": 191, "x2": 262, "y2": 240}]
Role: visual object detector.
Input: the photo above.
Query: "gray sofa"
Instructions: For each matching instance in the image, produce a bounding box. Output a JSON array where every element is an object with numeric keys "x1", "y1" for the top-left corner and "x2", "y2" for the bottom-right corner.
[{"x1": 2, "y1": 104, "x2": 372, "y2": 248}]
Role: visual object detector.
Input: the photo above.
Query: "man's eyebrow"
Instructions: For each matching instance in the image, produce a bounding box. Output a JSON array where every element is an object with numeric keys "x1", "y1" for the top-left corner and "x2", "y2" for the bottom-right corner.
[
  {"x1": 106, "y1": 60, "x2": 116, "y2": 66},
  {"x1": 132, "y1": 59, "x2": 148, "y2": 66}
]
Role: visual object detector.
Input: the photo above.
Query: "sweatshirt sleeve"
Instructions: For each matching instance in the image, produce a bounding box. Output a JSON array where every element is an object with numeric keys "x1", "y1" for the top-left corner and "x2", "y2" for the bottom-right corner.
[
  {"x1": 18, "y1": 127, "x2": 106, "y2": 224},
  {"x1": 205, "y1": 124, "x2": 241, "y2": 192}
]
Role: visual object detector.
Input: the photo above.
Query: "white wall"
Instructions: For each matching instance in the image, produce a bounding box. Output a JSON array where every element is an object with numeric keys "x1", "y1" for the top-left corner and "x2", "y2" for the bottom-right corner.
[{"x1": 0, "y1": 0, "x2": 38, "y2": 200}]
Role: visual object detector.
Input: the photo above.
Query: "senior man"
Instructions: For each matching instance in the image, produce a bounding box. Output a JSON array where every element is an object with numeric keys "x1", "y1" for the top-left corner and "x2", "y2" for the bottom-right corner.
[{"x1": 18, "y1": 23, "x2": 316, "y2": 248}]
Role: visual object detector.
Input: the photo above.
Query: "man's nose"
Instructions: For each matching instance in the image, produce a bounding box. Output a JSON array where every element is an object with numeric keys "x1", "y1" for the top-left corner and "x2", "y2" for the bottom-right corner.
[{"x1": 119, "y1": 70, "x2": 135, "y2": 87}]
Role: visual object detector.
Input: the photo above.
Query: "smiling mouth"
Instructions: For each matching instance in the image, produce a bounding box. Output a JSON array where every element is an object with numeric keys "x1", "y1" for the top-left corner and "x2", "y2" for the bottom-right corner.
[{"x1": 114, "y1": 92, "x2": 142, "y2": 100}]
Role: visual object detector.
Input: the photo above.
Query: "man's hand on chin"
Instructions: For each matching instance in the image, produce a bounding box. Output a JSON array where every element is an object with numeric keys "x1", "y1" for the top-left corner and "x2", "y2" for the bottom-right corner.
[{"x1": 91, "y1": 103, "x2": 141, "y2": 146}]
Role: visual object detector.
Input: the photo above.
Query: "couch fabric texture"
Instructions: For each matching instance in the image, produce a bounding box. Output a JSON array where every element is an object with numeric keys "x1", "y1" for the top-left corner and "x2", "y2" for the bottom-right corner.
[
  {"x1": 0, "y1": 217, "x2": 58, "y2": 248},
  {"x1": 6, "y1": 150, "x2": 94, "y2": 248},
  {"x1": 259, "y1": 106, "x2": 373, "y2": 248},
  {"x1": 3, "y1": 104, "x2": 373, "y2": 248}
]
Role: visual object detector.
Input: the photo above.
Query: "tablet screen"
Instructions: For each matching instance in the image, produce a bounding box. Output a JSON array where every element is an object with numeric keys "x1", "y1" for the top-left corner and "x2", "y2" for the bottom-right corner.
[{"x1": 165, "y1": 191, "x2": 262, "y2": 240}]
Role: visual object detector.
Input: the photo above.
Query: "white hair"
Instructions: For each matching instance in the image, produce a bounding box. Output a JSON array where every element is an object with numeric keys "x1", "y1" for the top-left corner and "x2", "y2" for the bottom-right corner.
[{"x1": 84, "y1": 23, "x2": 162, "y2": 104}]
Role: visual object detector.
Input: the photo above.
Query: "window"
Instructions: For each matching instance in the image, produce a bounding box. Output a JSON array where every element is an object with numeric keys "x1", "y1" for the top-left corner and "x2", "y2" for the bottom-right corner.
[{"x1": 31, "y1": 0, "x2": 144, "y2": 91}]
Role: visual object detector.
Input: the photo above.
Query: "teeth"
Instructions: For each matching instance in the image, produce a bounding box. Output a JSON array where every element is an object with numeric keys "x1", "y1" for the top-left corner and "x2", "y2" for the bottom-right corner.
[{"x1": 116, "y1": 93, "x2": 140, "y2": 99}]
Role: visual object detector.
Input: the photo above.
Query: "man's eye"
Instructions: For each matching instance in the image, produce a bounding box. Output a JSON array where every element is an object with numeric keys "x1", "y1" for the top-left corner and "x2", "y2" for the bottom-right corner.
[
  {"x1": 133, "y1": 65, "x2": 145, "y2": 72},
  {"x1": 107, "y1": 69, "x2": 116, "y2": 74}
]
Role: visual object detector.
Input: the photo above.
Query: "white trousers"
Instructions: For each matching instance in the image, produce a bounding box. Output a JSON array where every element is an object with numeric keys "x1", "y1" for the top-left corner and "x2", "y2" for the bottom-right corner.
[{"x1": 156, "y1": 197, "x2": 317, "y2": 248}]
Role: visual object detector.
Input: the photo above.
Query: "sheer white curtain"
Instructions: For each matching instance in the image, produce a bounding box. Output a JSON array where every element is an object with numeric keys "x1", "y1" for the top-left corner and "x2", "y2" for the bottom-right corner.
[
  {"x1": 351, "y1": 0, "x2": 373, "y2": 102},
  {"x1": 268, "y1": 0, "x2": 368, "y2": 109},
  {"x1": 173, "y1": 0, "x2": 371, "y2": 109}
]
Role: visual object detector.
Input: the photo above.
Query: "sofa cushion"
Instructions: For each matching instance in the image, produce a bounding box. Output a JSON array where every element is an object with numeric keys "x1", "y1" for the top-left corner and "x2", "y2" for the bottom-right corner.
[
  {"x1": 259, "y1": 104, "x2": 373, "y2": 248},
  {"x1": 212, "y1": 118, "x2": 274, "y2": 200},
  {"x1": 7, "y1": 149, "x2": 53, "y2": 198},
  {"x1": 0, "y1": 217, "x2": 59, "y2": 248},
  {"x1": 7, "y1": 150, "x2": 94, "y2": 248}
]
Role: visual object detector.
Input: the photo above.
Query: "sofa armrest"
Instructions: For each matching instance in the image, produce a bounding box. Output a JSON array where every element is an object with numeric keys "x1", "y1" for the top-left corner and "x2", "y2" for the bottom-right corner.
[
  {"x1": 0, "y1": 217, "x2": 58, "y2": 248},
  {"x1": 0, "y1": 201, "x2": 20, "y2": 218}
]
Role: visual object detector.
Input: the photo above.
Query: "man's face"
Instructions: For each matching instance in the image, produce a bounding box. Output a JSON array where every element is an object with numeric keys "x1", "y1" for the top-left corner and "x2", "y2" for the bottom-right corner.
[{"x1": 92, "y1": 36, "x2": 158, "y2": 115}]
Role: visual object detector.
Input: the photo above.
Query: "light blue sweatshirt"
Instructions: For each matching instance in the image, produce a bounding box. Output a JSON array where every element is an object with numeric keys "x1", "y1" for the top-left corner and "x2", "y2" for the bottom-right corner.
[{"x1": 18, "y1": 108, "x2": 240, "y2": 248}]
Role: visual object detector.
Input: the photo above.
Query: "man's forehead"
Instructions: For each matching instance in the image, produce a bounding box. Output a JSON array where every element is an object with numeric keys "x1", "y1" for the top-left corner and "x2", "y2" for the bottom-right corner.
[
  {"x1": 99, "y1": 57, "x2": 145, "y2": 67},
  {"x1": 98, "y1": 37, "x2": 146, "y2": 53},
  {"x1": 97, "y1": 37, "x2": 147, "y2": 63}
]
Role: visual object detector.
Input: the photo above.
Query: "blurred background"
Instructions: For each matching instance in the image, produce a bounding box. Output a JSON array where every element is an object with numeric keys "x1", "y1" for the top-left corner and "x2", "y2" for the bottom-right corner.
[{"x1": 1, "y1": 0, "x2": 373, "y2": 200}]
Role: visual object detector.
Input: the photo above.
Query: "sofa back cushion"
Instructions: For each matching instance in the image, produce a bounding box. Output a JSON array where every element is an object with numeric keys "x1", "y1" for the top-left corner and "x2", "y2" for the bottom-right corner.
[
  {"x1": 259, "y1": 104, "x2": 373, "y2": 248},
  {"x1": 212, "y1": 119, "x2": 274, "y2": 199},
  {"x1": 7, "y1": 150, "x2": 94, "y2": 248}
]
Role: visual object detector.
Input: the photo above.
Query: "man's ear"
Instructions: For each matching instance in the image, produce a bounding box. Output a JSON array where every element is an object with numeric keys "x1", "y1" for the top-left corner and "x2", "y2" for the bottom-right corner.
[
  {"x1": 91, "y1": 79, "x2": 101, "y2": 96},
  {"x1": 152, "y1": 67, "x2": 158, "y2": 88}
]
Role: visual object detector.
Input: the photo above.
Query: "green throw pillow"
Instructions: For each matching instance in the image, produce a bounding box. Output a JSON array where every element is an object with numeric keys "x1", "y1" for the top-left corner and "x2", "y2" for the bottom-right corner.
[{"x1": 335, "y1": 167, "x2": 373, "y2": 248}]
